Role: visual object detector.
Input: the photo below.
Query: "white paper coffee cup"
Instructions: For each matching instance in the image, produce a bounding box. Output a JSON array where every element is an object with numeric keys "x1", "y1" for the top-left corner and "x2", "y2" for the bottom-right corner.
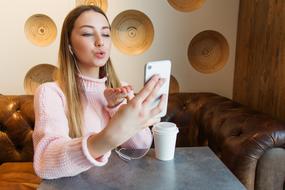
[{"x1": 152, "y1": 122, "x2": 179, "y2": 161}]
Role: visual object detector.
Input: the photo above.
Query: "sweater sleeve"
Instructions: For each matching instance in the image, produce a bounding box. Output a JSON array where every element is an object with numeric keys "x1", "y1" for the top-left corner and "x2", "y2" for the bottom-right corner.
[{"x1": 33, "y1": 84, "x2": 110, "y2": 179}]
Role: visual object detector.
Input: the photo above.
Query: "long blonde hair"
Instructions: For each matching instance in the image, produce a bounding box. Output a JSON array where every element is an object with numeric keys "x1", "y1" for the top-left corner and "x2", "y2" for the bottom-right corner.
[{"x1": 57, "y1": 5, "x2": 121, "y2": 138}]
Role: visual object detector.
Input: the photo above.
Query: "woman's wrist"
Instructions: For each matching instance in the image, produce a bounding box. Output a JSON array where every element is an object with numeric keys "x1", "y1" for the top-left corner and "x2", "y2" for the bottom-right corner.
[{"x1": 87, "y1": 131, "x2": 116, "y2": 159}]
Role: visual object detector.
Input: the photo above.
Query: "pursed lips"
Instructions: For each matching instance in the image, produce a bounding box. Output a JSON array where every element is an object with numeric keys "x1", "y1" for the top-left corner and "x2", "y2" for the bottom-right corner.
[{"x1": 94, "y1": 50, "x2": 106, "y2": 59}]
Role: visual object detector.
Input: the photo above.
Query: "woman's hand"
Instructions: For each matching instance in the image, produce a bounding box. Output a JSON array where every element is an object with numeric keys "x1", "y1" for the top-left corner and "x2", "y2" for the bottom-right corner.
[
  {"x1": 104, "y1": 85, "x2": 133, "y2": 108},
  {"x1": 105, "y1": 75, "x2": 166, "y2": 145},
  {"x1": 87, "y1": 75, "x2": 165, "y2": 158}
]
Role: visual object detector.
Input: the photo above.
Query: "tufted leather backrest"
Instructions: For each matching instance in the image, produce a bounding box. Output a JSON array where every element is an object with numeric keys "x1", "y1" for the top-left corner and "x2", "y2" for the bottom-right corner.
[{"x1": 0, "y1": 95, "x2": 34, "y2": 164}]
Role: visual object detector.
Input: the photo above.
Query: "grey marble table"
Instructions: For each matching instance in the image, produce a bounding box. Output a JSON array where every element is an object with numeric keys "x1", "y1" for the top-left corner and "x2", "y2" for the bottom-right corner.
[{"x1": 39, "y1": 147, "x2": 246, "y2": 190}]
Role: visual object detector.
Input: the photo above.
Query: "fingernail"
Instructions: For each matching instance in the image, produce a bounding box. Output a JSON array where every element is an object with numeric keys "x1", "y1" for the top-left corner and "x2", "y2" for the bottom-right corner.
[{"x1": 159, "y1": 78, "x2": 165, "y2": 84}]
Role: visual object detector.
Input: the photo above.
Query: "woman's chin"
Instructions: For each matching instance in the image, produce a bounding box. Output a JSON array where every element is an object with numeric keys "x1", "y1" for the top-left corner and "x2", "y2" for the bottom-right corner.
[{"x1": 93, "y1": 60, "x2": 107, "y2": 67}]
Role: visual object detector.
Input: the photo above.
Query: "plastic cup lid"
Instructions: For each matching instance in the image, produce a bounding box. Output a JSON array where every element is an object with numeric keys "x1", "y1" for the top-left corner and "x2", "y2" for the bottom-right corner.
[{"x1": 152, "y1": 122, "x2": 179, "y2": 134}]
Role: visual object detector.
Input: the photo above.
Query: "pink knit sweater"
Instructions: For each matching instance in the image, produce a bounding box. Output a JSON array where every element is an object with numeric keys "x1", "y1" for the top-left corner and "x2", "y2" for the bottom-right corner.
[{"x1": 33, "y1": 74, "x2": 152, "y2": 179}]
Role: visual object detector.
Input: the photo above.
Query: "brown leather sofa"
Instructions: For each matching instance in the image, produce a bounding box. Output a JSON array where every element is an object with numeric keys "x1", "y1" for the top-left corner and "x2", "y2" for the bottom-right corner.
[
  {"x1": 0, "y1": 95, "x2": 40, "y2": 190},
  {"x1": 0, "y1": 93, "x2": 284, "y2": 190}
]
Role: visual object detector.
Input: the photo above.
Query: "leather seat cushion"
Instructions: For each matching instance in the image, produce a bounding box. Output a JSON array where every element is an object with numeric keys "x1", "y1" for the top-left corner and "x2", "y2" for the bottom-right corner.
[{"x1": 0, "y1": 162, "x2": 41, "y2": 190}]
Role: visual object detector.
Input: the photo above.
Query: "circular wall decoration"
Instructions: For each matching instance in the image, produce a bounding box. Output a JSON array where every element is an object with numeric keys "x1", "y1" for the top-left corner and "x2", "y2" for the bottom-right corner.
[
  {"x1": 76, "y1": 0, "x2": 108, "y2": 12},
  {"x1": 24, "y1": 14, "x2": 57, "y2": 47},
  {"x1": 170, "y1": 75, "x2": 180, "y2": 94},
  {"x1": 24, "y1": 64, "x2": 58, "y2": 95},
  {"x1": 167, "y1": 0, "x2": 206, "y2": 12},
  {"x1": 111, "y1": 10, "x2": 154, "y2": 55},
  {"x1": 188, "y1": 30, "x2": 229, "y2": 74}
]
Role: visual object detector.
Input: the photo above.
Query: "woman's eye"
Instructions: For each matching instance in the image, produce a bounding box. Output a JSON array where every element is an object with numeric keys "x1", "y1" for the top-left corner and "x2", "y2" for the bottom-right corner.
[
  {"x1": 102, "y1": 33, "x2": 110, "y2": 37},
  {"x1": 82, "y1": 33, "x2": 93, "y2": 37}
]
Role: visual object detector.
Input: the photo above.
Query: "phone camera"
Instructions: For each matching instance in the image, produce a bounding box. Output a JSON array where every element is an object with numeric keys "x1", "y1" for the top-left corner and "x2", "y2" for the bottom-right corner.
[{"x1": 147, "y1": 65, "x2": 152, "y2": 70}]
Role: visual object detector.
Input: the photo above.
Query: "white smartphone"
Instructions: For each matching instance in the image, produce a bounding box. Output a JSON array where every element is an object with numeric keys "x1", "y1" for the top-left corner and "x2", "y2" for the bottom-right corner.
[{"x1": 144, "y1": 60, "x2": 171, "y2": 117}]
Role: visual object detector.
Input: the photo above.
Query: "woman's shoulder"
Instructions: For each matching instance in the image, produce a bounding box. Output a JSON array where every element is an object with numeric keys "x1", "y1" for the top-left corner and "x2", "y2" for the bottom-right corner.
[
  {"x1": 36, "y1": 82, "x2": 62, "y2": 93},
  {"x1": 35, "y1": 82, "x2": 65, "y2": 101},
  {"x1": 33, "y1": 82, "x2": 68, "y2": 116}
]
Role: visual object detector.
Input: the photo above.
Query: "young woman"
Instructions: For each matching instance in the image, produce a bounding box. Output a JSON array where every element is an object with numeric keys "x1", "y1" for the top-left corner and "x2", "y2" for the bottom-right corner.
[{"x1": 32, "y1": 5, "x2": 165, "y2": 179}]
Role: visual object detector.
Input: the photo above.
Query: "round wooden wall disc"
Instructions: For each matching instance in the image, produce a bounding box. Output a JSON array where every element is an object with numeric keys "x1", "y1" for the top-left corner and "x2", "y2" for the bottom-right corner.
[
  {"x1": 188, "y1": 30, "x2": 229, "y2": 74},
  {"x1": 170, "y1": 75, "x2": 180, "y2": 94},
  {"x1": 167, "y1": 0, "x2": 206, "y2": 12},
  {"x1": 24, "y1": 64, "x2": 58, "y2": 95},
  {"x1": 24, "y1": 14, "x2": 57, "y2": 47},
  {"x1": 111, "y1": 10, "x2": 154, "y2": 55},
  {"x1": 76, "y1": 0, "x2": 108, "y2": 12}
]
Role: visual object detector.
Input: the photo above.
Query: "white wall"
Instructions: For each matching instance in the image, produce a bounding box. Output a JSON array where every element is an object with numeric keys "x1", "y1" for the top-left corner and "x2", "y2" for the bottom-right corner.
[
  {"x1": 0, "y1": 0, "x2": 74, "y2": 94},
  {"x1": 0, "y1": 0, "x2": 239, "y2": 99}
]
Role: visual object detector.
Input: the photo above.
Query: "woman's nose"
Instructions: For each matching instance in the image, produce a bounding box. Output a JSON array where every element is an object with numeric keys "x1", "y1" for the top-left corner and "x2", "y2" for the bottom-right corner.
[{"x1": 95, "y1": 37, "x2": 104, "y2": 47}]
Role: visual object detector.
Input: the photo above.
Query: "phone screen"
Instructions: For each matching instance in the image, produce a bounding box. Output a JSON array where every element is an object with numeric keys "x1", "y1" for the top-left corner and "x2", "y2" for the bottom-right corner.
[{"x1": 144, "y1": 60, "x2": 171, "y2": 117}]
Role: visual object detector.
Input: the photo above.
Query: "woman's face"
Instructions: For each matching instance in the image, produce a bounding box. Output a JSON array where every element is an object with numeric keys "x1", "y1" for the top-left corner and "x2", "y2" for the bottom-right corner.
[{"x1": 70, "y1": 10, "x2": 111, "y2": 77}]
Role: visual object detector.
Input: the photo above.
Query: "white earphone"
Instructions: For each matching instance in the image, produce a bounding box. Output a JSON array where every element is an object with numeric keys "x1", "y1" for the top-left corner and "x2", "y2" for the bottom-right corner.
[{"x1": 68, "y1": 44, "x2": 74, "y2": 55}]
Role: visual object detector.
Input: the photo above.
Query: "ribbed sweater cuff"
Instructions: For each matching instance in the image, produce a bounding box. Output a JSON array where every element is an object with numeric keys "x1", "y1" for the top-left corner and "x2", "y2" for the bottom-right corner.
[{"x1": 82, "y1": 133, "x2": 111, "y2": 166}]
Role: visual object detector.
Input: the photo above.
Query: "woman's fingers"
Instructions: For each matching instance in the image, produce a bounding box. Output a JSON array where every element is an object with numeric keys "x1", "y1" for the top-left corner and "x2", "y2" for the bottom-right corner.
[
  {"x1": 104, "y1": 88, "x2": 114, "y2": 98},
  {"x1": 120, "y1": 86, "x2": 129, "y2": 95},
  {"x1": 142, "y1": 78, "x2": 165, "y2": 107},
  {"x1": 122, "y1": 85, "x2": 132, "y2": 93},
  {"x1": 149, "y1": 94, "x2": 166, "y2": 116},
  {"x1": 134, "y1": 75, "x2": 160, "y2": 104},
  {"x1": 144, "y1": 116, "x2": 161, "y2": 128},
  {"x1": 115, "y1": 85, "x2": 133, "y2": 98},
  {"x1": 105, "y1": 86, "x2": 133, "y2": 100}
]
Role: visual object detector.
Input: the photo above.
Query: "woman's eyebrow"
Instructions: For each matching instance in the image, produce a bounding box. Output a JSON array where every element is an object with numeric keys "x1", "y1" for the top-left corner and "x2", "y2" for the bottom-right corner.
[
  {"x1": 79, "y1": 25, "x2": 94, "y2": 29},
  {"x1": 79, "y1": 25, "x2": 110, "y2": 30}
]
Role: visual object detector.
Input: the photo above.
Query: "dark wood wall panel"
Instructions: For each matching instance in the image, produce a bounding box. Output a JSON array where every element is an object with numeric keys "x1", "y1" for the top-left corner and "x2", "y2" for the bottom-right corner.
[{"x1": 233, "y1": 0, "x2": 285, "y2": 121}]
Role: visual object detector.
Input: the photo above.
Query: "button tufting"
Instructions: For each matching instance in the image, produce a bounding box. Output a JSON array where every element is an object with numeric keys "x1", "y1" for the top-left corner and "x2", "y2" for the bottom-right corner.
[
  {"x1": 0, "y1": 123, "x2": 7, "y2": 132},
  {"x1": 16, "y1": 107, "x2": 21, "y2": 112}
]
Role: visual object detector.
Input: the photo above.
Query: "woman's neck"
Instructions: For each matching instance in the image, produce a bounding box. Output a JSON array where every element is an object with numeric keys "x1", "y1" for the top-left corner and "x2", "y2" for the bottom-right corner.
[{"x1": 77, "y1": 65, "x2": 100, "y2": 79}]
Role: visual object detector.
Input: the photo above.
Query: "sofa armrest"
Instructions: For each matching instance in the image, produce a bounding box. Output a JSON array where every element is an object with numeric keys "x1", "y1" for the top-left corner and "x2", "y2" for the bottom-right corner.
[
  {"x1": 255, "y1": 148, "x2": 285, "y2": 190},
  {"x1": 164, "y1": 92, "x2": 285, "y2": 190}
]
